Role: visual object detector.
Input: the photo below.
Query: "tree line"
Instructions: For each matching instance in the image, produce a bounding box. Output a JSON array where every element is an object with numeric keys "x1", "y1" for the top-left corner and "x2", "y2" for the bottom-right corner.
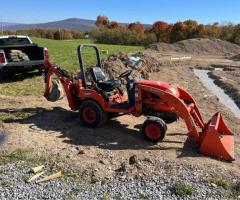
[
  {"x1": 1, "y1": 16, "x2": 240, "y2": 46},
  {"x1": 1, "y1": 29, "x2": 85, "y2": 40},
  {"x1": 92, "y1": 16, "x2": 240, "y2": 46}
]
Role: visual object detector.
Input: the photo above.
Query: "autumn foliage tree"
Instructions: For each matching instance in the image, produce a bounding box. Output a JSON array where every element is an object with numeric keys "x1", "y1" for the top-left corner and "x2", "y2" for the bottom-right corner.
[
  {"x1": 220, "y1": 23, "x2": 235, "y2": 41},
  {"x1": 232, "y1": 24, "x2": 240, "y2": 44},
  {"x1": 92, "y1": 17, "x2": 156, "y2": 46},
  {"x1": 108, "y1": 21, "x2": 120, "y2": 29},
  {"x1": 183, "y1": 20, "x2": 198, "y2": 38},
  {"x1": 95, "y1": 15, "x2": 110, "y2": 27},
  {"x1": 170, "y1": 22, "x2": 187, "y2": 42},
  {"x1": 14, "y1": 29, "x2": 84, "y2": 40},
  {"x1": 152, "y1": 21, "x2": 170, "y2": 42},
  {"x1": 128, "y1": 22, "x2": 145, "y2": 34}
]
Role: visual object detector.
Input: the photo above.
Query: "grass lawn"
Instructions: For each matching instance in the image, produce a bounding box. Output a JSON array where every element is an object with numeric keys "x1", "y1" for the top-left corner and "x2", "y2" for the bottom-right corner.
[{"x1": 0, "y1": 38, "x2": 144, "y2": 96}]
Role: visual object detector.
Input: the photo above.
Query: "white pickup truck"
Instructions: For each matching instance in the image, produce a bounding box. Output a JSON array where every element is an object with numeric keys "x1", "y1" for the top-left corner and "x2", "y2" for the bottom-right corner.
[{"x1": 0, "y1": 35, "x2": 48, "y2": 78}]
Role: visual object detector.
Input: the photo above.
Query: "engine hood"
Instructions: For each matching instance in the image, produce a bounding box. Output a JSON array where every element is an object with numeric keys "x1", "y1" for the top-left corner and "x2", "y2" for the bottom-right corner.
[{"x1": 137, "y1": 80, "x2": 179, "y2": 96}]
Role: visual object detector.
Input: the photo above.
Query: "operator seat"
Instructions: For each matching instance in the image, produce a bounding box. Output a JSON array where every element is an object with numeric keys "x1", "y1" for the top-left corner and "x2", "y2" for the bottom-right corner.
[{"x1": 90, "y1": 67, "x2": 120, "y2": 92}]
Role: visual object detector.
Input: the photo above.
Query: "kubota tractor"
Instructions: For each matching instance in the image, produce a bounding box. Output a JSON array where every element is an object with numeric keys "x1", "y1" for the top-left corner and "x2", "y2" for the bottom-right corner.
[{"x1": 44, "y1": 44, "x2": 235, "y2": 161}]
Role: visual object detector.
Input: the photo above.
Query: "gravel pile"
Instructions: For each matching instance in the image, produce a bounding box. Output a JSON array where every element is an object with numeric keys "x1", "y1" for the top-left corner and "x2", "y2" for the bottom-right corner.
[{"x1": 0, "y1": 162, "x2": 230, "y2": 200}]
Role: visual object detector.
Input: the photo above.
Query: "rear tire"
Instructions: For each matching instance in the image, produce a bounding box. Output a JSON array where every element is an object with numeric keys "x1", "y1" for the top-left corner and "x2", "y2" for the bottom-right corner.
[
  {"x1": 0, "y1": 70, "x2": 4, "y2": 82},
  {"x1": 79, "y1": 100, "x2": 108, "y2": 128},
  {"x1": 142, "y1": 117, "x2": 167, "y2": 142},
  {"x1": 37, "y1": 67, "x2": 44, "y2": 75}
]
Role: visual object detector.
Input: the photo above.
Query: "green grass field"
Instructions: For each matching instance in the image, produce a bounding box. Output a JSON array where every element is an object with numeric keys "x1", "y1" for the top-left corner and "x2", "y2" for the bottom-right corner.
[{"x1": 0, "y1": 38, "x2": 143, "y2": 96}]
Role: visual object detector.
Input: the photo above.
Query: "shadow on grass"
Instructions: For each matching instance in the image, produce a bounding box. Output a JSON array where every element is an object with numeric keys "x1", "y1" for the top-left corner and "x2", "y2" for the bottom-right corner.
[{"x1": 0, "y1": 71, "x2": 41, "y2": 84}]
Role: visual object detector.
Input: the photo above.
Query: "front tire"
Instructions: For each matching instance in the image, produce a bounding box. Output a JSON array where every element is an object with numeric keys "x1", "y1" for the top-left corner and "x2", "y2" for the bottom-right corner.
[
  {"x1": 159, "y1": 112, "x2": 177, "y2": 124},
  {"x1": 79, "y1": 100, "x2": 108, "y2": 128},
  {"x1": 142, "y1": 117, "x2": 167, "y2": 142}
]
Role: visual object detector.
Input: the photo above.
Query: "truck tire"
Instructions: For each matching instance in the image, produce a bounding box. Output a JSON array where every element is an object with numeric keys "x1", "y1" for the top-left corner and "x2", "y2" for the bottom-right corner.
[
  {"x1": 0, "y1": 70, "x2": 3, "y2": 82},
  {"x1": 37, "y1": 67, "x2": 44, "y2": 75},
  {"x1": 79, "y1": 100, "x2": 108, "y2": 128},
  {"x1": 142, "y1": 117, "x2": 167, "y2": 142},
  {"x1": 0, "y1": 69, "x2": 8, "y2": 82}
]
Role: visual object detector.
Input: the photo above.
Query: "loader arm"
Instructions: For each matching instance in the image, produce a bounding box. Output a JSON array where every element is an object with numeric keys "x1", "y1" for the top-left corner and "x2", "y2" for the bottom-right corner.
[
  {"x1": 138, "y1": 84, "x2": 202, "y2": 142},
  {"x1": 137, "y1": 84, "x2": 234, "y2": 161}
]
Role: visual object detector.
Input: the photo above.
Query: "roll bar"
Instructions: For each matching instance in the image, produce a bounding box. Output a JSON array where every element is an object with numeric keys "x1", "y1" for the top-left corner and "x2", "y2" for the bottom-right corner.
[{"x1": 77, "y1": 44, "x2": 101, "y2": 88}]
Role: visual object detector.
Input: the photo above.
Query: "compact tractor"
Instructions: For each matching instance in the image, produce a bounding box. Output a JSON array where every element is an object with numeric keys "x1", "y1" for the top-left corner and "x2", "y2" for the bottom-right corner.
[{"x1": 44, "y1": 44, "x2": 234, "y2": 161}]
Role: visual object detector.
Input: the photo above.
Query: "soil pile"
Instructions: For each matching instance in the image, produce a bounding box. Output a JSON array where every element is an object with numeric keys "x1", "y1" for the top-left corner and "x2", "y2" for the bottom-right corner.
[
  {"x1": 148, "y1": 38, "x2": 240, "y2": 56},
  {"x1": 103, "y1": 53, "x2": 174, "y2": 79},
  {"x1": 231, "y1": 54, "x2": 240, "y2": 61}
]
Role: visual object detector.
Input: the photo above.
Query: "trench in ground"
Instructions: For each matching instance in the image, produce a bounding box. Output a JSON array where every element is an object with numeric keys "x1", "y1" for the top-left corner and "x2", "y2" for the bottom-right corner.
[{"x1": 193, "y1": 69, "x2": 240, "y2": 119}]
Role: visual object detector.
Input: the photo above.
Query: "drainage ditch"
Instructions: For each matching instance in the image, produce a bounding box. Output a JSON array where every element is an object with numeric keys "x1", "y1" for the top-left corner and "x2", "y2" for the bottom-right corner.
[{"x1": 193, "y1": 69, "x2": 240, "y2": 119}]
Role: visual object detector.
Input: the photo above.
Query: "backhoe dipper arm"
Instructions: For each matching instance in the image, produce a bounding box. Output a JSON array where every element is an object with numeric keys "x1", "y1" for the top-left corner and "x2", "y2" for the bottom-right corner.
[
  {"x1": 44, "y1": 61, "x2": 77, "y2": 110},
  {"x1": 44, "y1": 61, "x2": 55, "y2": 98}
]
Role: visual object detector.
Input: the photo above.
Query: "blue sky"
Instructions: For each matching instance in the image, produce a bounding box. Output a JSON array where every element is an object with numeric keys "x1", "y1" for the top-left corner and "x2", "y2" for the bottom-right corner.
[{"x1": 1, "y1": 0, "x2": 240, "y2": 24}]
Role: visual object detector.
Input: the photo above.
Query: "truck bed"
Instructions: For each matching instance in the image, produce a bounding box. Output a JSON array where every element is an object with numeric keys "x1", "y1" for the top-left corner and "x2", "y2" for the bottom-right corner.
[{"x1": 1, "y1": 44, "x2": 45, "y2": 62}]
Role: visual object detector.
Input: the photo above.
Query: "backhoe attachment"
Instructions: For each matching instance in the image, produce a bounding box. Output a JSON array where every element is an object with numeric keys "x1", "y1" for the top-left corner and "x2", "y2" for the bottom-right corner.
[{"x1": 44, "y1": 61, "x2": 65, "y2": 102}]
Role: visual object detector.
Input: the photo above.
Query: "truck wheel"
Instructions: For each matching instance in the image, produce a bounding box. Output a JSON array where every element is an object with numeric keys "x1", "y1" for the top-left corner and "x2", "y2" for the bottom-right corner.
[
  {"x1": 79, "y1": 100, "x2": 108, "y2": 128},
  {"x1": 0, "y1": 70, "x2": 3, "y2": 82},
  {"x1": 142, "y1": 117, "x2": 167, "y2": 142},
  {"x1": 37, "y1": 68, "x2": 44, "y2": 75},
  {"x1": 0, "y1": 70, "x2": 8, "y2": 82}
]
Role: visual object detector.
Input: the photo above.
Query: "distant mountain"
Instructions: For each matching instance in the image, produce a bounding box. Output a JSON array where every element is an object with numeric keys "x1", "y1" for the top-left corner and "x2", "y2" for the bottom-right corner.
[
  {"x1": 2, "y1": 22, "x2": 20, "y2": 27},
  {"x1": 3, "y1": 18, "x2": 96, "y2": 31},
  {"x1": 3, "y1": 18, "x2": 151, "y2": 32}
]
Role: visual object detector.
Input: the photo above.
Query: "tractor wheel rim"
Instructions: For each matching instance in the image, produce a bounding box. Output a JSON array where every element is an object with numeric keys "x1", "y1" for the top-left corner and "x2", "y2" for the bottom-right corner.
[
  {"x1": 83, "y1": 107, "x2": 96, "y2": 123},
  {"x1": 146, "y1": 124, "x2": 161, "y2": 140}
]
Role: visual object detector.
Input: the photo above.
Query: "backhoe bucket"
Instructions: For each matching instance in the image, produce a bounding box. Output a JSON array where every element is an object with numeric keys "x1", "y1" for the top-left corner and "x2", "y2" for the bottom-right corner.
[
  {"x1": 199, "y1": 113, "x2": 234, "y2": 161},
  {"x1": 45, "y1": 80, "x2": 64, "y2": 102}
]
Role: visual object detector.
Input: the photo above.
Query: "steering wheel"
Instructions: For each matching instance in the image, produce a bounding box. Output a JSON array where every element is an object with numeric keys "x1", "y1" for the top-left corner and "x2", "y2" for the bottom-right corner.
[{"x1": 118, "y1": 69, "x2": 133, "y2": 79}]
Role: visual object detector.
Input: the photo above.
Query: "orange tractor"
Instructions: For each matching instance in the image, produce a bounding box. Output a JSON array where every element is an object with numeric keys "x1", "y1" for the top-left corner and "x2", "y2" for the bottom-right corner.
[{"x1": 44, "y1": 44, "x2": 234, "y2": 161}]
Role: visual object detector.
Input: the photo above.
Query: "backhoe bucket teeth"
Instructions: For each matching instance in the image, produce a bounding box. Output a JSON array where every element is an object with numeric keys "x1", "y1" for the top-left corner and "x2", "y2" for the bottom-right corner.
[{"x1": 199, "y1": 113, "x2": 234, "y2": 161}]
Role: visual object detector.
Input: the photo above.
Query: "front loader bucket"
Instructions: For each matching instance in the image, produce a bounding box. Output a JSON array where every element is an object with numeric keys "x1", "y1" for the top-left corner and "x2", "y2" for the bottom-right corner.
[{"x1": 199, "y1": 113, "x2": 234, "y2": 161}]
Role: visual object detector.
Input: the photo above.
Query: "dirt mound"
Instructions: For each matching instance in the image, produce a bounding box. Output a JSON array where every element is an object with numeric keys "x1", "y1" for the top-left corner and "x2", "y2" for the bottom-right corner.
[
  {"x1": 231, "y1": 54, "x2": 240, "y2": 61},
  {"x1": 148, "y1": 38, "x2": 240, "y2": 56},
  {"x1": 103, "y1": 53, "x2": 173, "y2": 80}
]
